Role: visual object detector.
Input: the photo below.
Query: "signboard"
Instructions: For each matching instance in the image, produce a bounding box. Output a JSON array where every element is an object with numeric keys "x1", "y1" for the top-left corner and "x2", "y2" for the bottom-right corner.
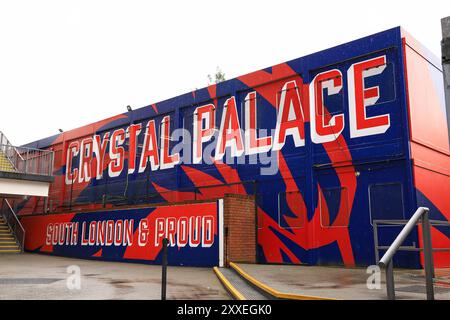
[{"x1": 20, "y1": 201, "x2": 224, "y2": 267}]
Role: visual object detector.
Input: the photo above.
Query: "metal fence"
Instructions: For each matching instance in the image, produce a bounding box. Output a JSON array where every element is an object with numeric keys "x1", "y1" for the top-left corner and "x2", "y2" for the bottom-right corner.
[
  {"x1": 34, "y1": 180, "x2": 258, "y2": 214},
  {"x1": 62, "y1": 180, "x2": 257, "y2": 211},
  {"x1": 0, "y1": 131, "x2": 10, "y2": 146},
  {"x1": 0, "y1": 132, "x2": 54, "y2": 176}
]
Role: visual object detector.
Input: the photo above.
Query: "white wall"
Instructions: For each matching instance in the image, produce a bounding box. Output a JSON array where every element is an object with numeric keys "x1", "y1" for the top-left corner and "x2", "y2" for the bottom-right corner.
[{"x1": 0, "y1": 178, "x2": 50, "y2": 197}]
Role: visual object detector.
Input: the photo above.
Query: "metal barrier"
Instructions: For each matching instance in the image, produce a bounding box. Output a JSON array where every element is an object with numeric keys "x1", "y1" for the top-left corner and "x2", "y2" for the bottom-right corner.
[
  {"x1": 0, "y1": 199, "x2": 25, "y2": 252},
  {"x1": 0, "y1": 131, "x2": 54, "y2": 176},
  {"x1": 0, "y1": 131, "x2": 12, "y2": 147},
  {"x1": 0, "y1": 144, "x2": 54, "y2": 176},
  {"x1": 374, "y1": 207, "x2": 450, "y2": 300},
  {"x1": 55, "y1": 179, "x2": 258, "y2": 213},
  {"x1": 374, "y1": 218, "x2": 450, "y2": 264}
]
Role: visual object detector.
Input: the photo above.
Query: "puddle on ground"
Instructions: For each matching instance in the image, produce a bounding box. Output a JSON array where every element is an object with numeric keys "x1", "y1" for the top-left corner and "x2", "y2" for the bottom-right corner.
[{"x1": 108, "y1": 279, "x2": 134, "y2": 289}]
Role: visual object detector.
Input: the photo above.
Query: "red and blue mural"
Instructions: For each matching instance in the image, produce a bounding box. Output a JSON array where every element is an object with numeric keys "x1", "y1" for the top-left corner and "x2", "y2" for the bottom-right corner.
[
  {"x1": 17, "y1": 27, "x2": 450, "y2": 268},
  {"x1": 20, "y1": 202, "x2": 221, "y2": 267}
]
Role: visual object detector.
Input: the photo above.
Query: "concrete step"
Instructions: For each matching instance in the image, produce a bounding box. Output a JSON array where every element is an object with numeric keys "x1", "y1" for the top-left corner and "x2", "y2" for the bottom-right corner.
[
  {"x1": 0, "y1": 237, "x2": 16, "y2": 241},
  {"x1": 0, "y1": 249, "x2": 21, "y2": 254},
  {"x1": 0, "y1": 241, "x2": 18, "y2": 245},
  {"x1": 0, "y1": 244, "x2": 19, "y2": 248},
  {"x1": 215, "y1": 268, "x2": 270, "y2": 300}
]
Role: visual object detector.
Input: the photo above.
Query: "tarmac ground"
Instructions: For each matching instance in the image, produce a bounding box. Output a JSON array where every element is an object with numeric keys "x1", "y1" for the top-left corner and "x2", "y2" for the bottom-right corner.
[
  {"x1": 236, "y1": 263, "x2": 450, "y2": 300},
  {"x1": 0, "y1": 253, "x2": 230, "y2": 300},
  {"x1": 1, "y1": 253, "x2": 450, "y2": 300}
]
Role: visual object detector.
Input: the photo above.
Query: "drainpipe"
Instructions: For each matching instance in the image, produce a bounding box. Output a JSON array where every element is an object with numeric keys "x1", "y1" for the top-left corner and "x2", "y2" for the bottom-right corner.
[{"x1": 442, "y1": 16, "x2": 450, "y2": 142}]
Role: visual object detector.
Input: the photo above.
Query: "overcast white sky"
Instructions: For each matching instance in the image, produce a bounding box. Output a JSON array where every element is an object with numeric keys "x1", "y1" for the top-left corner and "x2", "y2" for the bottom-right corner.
[{"x1": 0, "y1": 0, "x2": 449, "y2": 145}]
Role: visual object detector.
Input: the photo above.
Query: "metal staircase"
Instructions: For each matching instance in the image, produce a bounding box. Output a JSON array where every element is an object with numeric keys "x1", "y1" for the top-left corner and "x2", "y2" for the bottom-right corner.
[
  {"x1": 0, "y1": 151, "x2": 15, "y2": 173},
  {"x1": 0, "y1": 215, "x2": 21, "y2": 254},
  {"x1": 0, "y1": 199, "x2": 25, "y2": 254},
  {"x1": 0, "y1": 131, "x2": 53, "y2": 254},
  {"x1": 0, "y1": 199, "x2": 24, "y2": 254}
]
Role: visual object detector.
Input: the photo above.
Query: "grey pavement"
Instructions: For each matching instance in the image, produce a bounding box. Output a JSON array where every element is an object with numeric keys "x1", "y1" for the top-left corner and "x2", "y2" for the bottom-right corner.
[
  {"x1": 0, "y1": 253, "x2": 230, "y2": 300},
  {"x1": 2, "y1": 253, "x2": 450, "y2": 300},
  {"x1": 236, "y1": 263, "x2": 450, "y2": 300}
]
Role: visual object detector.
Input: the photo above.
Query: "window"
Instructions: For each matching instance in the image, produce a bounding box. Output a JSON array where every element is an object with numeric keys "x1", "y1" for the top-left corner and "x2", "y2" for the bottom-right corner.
[
  {"x1": 320, "y1": 187, "x2": 349, "y2": 227},
  {"x1": 362, "y1": 62, "x2": 396, "y2": 106},
  {"x1": 369, "y1": 183, "x2": 404, "y2": 223}
]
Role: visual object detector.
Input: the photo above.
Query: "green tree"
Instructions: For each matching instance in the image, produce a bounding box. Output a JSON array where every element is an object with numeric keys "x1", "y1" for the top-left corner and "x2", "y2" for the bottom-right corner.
[{"x1": 207, "y1": 67, "x2": 226, "y2": 85}]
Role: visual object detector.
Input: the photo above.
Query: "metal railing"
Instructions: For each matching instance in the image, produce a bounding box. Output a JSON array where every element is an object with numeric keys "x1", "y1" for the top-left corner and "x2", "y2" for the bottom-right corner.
[
  {"x1": 0, "y1": 131, "x2": 54, "y2": 176},
  {"x1": 374, "y1": 207, "x2": 450, "y2": 300},
  {"x1": 0, "y1": 199, "x2": 25, "y2": 252},
  {"x1": 374, "y1": 219, "x2": 450, "y2": 263},
  {"x1": 0, "y1": 131, "x2": 12, "y2": 147},
  {"x1": 55, "y1": 179, "x2": 258, "y2": 213}
]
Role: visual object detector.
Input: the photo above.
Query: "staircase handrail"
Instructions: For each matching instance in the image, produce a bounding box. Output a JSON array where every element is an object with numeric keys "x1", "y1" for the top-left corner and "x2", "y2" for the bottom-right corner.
[
  {"x1": 0, "y1": 199, "x2": 25, "y2": 252},
  {"x1": 378, "y1": 207, "x2": 435, "y2": 300}
]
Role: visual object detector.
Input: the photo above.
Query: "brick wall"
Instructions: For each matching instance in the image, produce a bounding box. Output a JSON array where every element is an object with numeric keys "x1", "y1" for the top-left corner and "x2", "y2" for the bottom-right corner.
[{"x1": 223, "y1": 194, "x2": 256, "y2": 265}]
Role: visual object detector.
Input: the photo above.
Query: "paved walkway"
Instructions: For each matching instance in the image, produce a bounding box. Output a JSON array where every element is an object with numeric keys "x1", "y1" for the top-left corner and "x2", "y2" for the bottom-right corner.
[
  {"x1": 236, "y1": 263, "x2": 450, "y2": 300},
  {"x1": 2, "y1": 254, "x2": 449, "y2": 300},
  {"x1": 0, "y1": 253, "x2": 230, "y2": 300}
]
